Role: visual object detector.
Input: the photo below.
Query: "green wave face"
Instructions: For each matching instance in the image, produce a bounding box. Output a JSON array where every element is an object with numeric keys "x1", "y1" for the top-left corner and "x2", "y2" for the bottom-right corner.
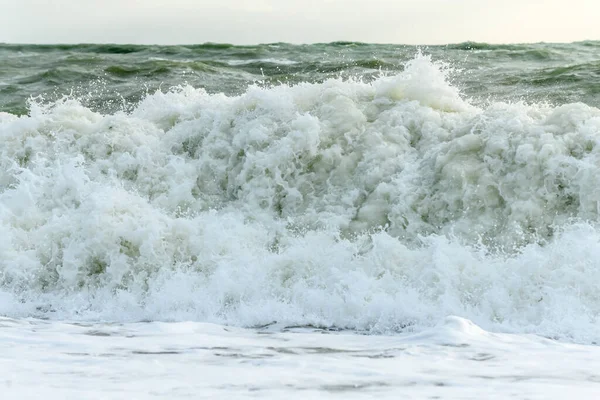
[{"x1": 1, "y1": 41, "x2": 599, "y2": 115}]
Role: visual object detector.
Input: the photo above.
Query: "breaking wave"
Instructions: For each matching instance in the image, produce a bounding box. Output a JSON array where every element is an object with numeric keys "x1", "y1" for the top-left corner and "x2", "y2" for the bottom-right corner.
[{"x1": 2, "y1": 54, "x2": 600, "y2": 342}]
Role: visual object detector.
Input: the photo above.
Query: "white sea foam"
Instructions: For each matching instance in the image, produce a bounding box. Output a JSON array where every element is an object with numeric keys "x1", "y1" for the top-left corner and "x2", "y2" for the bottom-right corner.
[
  {"x1": 1, "y1": 54, "x2": 600, "y2": 342},
  {"x1": 2, "y1": 316, "x2": 600, "y2": 399}
]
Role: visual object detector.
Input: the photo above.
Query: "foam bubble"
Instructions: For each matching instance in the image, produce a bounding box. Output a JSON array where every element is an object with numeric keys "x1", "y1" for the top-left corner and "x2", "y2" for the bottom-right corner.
[{"x1": 2, "y1": 55, "x2": 600, "y2": 343}]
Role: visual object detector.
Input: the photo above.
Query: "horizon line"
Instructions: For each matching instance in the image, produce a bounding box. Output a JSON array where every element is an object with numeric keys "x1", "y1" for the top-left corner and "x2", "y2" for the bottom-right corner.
[{"x1": 1, "y1": 39, "x2": 598, "y2": 47}]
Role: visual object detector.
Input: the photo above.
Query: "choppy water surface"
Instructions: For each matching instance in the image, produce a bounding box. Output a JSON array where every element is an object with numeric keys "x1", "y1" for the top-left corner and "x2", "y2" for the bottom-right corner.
[{"x1": 2, "y1": 41, "x2": 600, "y2": 116}]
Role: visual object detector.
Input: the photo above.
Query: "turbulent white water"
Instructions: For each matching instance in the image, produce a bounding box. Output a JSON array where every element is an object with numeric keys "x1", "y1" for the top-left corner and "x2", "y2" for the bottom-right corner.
[{"x1": 2, "y1": 54, "x2": 600, "y2": 343}]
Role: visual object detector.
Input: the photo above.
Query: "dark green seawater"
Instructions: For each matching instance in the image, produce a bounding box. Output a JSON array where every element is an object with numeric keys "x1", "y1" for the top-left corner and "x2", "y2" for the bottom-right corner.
[{"x1": 2, "y1": 41, "x2": 600, "y2": 115}]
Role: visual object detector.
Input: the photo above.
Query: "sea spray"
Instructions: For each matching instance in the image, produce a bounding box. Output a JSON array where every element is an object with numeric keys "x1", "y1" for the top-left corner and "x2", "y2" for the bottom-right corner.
[{"x1": 1, "y1": 53, "x2": 600, "y2": 343}]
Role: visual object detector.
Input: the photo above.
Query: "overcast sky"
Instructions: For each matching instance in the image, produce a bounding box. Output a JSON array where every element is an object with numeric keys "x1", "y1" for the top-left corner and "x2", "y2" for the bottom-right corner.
[{"x1": 2, "y1": 0, "x2": 598, "y2": 45}]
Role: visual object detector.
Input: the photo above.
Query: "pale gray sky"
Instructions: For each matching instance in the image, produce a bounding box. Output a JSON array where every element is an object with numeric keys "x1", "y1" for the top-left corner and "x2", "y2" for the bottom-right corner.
[{"x1": 2, "y1": 0, "x2": 598, "y2": 45}]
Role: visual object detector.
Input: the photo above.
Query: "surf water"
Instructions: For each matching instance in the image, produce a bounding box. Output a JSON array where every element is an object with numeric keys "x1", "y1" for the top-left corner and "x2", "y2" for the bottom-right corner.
[{"x1": 2, "y1": 42, "x2": 600, "y2": 398}]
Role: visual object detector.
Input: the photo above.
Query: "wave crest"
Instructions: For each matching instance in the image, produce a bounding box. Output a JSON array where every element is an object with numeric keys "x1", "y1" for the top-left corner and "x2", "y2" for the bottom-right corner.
[{"x1": 1, "y1": 55, "x2": 600, "y2": 342}]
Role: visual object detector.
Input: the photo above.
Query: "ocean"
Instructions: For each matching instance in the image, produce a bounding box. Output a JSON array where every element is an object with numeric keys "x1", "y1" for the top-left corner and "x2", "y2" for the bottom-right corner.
[{"x1": 1, "y1": 41, "x2": 600, "y2": 398}]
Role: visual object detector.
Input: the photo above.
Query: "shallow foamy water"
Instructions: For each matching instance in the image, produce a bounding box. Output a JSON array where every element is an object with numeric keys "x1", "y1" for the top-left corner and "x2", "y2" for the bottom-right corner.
[{"x1": 2, "y1": 317, "x2": 599, "y2": 399}]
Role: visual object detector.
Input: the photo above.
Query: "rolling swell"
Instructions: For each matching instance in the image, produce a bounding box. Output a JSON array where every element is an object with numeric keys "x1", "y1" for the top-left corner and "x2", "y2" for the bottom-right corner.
[{"x1": 2, "y1": 41, "x2": 600, "y2": 116}]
